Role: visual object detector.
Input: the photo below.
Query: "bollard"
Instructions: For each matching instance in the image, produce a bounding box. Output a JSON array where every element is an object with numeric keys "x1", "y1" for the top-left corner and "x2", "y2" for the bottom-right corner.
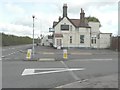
[
  {"x1": 63, "y1": 49, "x2": 67, "y2": 59},
  {"x1": 26, "y1": 49, "x2": 32, "y2": 60}
]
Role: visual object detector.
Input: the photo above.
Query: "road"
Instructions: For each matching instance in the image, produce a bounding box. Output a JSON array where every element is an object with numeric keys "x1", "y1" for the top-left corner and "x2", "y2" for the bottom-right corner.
[
  {"x1": 2, "y1": 44, "x2": 32, "y2": 60},
  {"x1": 2, "y1": 45, "x2": 118, "y2": 88}
]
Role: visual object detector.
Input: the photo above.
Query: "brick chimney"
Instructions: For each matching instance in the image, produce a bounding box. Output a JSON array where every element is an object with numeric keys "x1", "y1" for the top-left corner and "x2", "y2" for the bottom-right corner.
[
  {"x1": 63, "y1": 4, "x2": 67, "y2": 17},
  {"x1": 80, "y1": 8, "x2": 85, "y2": 26}
]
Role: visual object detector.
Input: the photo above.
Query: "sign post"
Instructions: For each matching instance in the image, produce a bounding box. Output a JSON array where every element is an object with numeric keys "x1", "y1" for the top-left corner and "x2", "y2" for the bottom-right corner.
[
  {"x1": 26, "y1": 49, "x2": 32, "y2": 60},
  {"x1": 63, "y1": 49, "x2": 67, "y2": 59}
]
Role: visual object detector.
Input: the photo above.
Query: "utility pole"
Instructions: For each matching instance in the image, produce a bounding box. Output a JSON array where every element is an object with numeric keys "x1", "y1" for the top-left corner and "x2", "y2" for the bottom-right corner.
[{"x1": 32, "y1": 15, "x2": 35, "y2": 57}]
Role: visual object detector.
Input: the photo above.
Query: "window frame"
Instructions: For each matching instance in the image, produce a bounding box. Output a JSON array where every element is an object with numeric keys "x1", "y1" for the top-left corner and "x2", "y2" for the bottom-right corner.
[
  {"x1": 61, "y1": 25, "x2": 69, "y2": 31},
  {"x1": 80, "y1": 35, "x2": 84, "y2": 43},
  {"x1": 91, "y1": 37, "x2": 96, "y2": 44},
  {"x1": 70, "y1": 36, "x2": 72, "y2": 44}
]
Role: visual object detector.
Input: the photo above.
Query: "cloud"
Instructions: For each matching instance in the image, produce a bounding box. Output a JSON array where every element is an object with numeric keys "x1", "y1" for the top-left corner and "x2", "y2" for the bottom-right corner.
[
  {"x1": 5, "y1": 3, "x2": 25, "y2": 15},
  {"x1": 0, "y1": 23, "x2": 33, "y2": 37},
  {"x1": 67, "y1": 1, "x2": 118, "y2": 14},
  {"x1": 0, "y1": 0, "x2": 118, "y2": 37}
]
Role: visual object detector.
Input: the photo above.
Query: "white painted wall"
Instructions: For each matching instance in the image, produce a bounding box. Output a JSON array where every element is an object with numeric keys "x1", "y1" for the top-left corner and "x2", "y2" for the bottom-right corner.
[
  {"x1": 53, "y1": 17, "x2": 111, "y2": 49},
  {"x1": 54, "y1": 17, "x2": 92, "y2": 48},
  {"x1": 88, "y1": 22, "x2": 100, "y2": 34},
  {"x1": 99, "y1": 34, "x2": 111, "y2": 48},
  {"x1": 54, "y1": 17, "x2": 76, "y2": 33},
  {"x1": 41, "y1": 36, "x2": 53, "y2": 46}
]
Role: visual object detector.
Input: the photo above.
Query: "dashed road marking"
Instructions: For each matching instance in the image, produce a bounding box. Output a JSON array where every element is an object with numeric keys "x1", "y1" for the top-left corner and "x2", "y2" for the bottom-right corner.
[
  {"x1": 43, "y1": 52, "x2": 54, "y2": 54},
  {"x1": 71, "y1": 53, "x2": 92, "y2": 55},
  {"x1": 70, "y1": 59, "x2": 113, "y2": 61},
  {"x1": 38, "y1": 58, "x2": 55, "y2": 61},
  {"x1": 2, "y1": 50, "x2": 21, "y2": 58}
]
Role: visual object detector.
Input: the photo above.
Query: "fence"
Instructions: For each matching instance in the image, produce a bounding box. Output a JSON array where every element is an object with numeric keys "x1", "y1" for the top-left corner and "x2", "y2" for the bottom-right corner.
[{"x1": 111, "y1": 36, "x2": 120, "y2": 51}]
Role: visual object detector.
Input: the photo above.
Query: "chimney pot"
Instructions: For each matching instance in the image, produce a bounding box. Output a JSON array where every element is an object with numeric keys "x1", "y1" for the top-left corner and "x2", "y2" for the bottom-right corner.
[
  {"x1": 59, "y1": 16, "x2": 61, "y2": 21},
  {"x1": 80, "y1": 8, "x2": 85, "y2": 26},
  {"x1": 63, "y1": 3, "x2": 67, "y2": 17}
]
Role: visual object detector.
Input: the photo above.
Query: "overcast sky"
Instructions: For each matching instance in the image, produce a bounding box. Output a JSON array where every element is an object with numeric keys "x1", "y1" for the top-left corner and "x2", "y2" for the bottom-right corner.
[{"x1": 0, "y1": 0, "x2": 118, "y2": 38}]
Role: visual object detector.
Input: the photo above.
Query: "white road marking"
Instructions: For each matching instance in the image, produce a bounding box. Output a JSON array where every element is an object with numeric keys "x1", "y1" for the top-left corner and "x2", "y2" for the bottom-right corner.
[
  {"x1": 39, "y1": 58, "x2": 55, "y2": 61},
  {"x1": 70, "y1": 59, "x2": 113, "y2": 61},
  {"x1": 56, "y1": 80, "x2": 81, "y2": 88},
  {"x1": 2, "y1": 50, "x2": 23, "y2": 57},
  {"x1": 43, "y1": 52, "x2": 54, "y2": 54},
  {"x1": 71, "y1": 53, "x2": 92, "y2": 55},
  {"x1": 21, "y1": 68, "x2": 85, "y2": 76},
  {"x1": 61, "y1": 61, "x2": 80, "y2": 81}
]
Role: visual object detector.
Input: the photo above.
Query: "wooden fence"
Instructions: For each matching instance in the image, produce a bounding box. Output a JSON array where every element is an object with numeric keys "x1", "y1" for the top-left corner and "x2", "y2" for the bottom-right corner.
[{"x1": 110, "y1": 36, "x2": 120, "y2": 51}]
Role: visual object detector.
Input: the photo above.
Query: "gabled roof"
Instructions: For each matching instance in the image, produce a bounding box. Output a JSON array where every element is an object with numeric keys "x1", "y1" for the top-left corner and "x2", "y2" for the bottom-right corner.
[
  {"x1": 53, "y1": 17, "x2": 91, "y2": 28},
  {"x1": 70, "y1": 18, "x2": 90, "y2": 28}
]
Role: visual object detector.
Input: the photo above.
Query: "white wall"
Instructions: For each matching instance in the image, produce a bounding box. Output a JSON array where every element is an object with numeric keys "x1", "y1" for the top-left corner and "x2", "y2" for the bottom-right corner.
[
  {"x1": 54, "y1": 17, "x2": 76, "y2": 33},
  {"x1": 99, "y1": 34, "x2": 111, "y2": 48},
  {"x1": 54, "y1": 17, "x2": 91, "y2": 48},
  {"x1": 88, "y1": 22, "x2": 100, "y2": 34},
  {"x1": 41, "y1": 36, "x2": 53, "y2": 46},
  {"x1": 53, "y1": 18, "x2": 111, "y2": 49}
]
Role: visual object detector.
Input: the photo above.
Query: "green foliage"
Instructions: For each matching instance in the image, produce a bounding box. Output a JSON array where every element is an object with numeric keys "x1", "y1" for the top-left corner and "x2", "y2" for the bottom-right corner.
[
  {"x1": 2, "y1": 33, "x2": 33, "y2": 46},
  {"x1": 86, "y1": 16, "x2": 100, "y2": 22},
  {"x1": 86, "y1": 16, "x2": 101, "y2": 27}
]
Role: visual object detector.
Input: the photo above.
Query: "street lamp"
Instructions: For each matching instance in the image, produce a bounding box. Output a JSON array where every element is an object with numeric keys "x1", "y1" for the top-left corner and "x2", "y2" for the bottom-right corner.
[{"x1": 32, "y1": 15, "x2": 35, "y2": 57}]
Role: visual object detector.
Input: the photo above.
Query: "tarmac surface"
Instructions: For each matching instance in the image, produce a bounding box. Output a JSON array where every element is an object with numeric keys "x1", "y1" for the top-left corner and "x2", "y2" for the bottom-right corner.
[{"x1": 2, "y1": 45, "x2": 119, "y2": 89}]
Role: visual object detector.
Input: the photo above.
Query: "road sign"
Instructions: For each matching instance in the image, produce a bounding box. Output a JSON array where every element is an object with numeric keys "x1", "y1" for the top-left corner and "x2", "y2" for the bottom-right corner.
[
  {"x1": 26, "y1": 49, "x2": 32, "y2": 60},
  {"x1": 63, "y1": 49, "x2": 67, "y2": 59}
]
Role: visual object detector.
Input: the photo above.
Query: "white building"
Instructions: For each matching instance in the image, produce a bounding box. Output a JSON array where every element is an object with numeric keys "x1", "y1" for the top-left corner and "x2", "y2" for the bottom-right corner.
[
  {"x1": 51, "y1": 4, "x2": 112, "y2": 49},
  {"x1": 41, "y1": 35, "x2": 53, "y2": 46}
]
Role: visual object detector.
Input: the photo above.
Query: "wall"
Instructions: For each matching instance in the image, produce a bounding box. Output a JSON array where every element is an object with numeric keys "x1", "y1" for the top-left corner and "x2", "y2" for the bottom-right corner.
[
  {"x1": 111, "y1": 36, "x2": 120, "y2": 51},
  {"x1": 54, "y1": 17, "x2": 91, "y2": 48},
  {"x1": 41, "y1": 36, "x2": 52, "y2": 46},
  {"x1": 99, "y1": 34, "x2": 111, "y2": 48},
  {"x1": 88, "y1": 22, "x2": 100, "y2": 34}
]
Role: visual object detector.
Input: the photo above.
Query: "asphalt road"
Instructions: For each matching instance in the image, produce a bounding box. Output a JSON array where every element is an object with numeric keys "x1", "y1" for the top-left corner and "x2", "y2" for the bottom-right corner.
[
  {"x1": 2, "y1": 45, "x2": 118, "y2": 88},
  {"x1": 2, "y1": 44, "x2": 32, "y2": 60}
]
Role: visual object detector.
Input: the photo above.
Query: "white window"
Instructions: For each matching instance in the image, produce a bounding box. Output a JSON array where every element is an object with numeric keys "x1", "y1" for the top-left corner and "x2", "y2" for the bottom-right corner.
[
  {"x1": 91, "y1": 37, "x2": 96, "y2": 44},
  {"x1": 70, "y1": 25, "x2": 72, "y2": 31},
  {"x1": 70, "y1": 36, "x2": 72, "y2": 43},
  {"x1": 80, "y1": 35, "x2": 84, "y2": 43}
]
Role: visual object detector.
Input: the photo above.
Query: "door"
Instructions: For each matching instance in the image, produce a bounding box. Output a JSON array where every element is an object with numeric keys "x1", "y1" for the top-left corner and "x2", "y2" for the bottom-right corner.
[{"x1": 56, "y1": 39, "x2": 62, "y2": 47}]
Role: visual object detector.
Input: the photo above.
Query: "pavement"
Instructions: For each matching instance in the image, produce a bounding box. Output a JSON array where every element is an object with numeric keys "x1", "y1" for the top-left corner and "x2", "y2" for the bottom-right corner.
[{"x1": 56, "y1": 73, "x2": 118, "y2": 88}]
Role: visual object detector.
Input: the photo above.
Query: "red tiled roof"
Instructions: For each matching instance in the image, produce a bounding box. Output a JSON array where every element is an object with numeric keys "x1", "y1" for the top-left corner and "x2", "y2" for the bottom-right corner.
[
  {"x1": 70, "y1": 18, "x2": 90, "y2": 27},
  {"x1": 70, "y1": 19, "x2": 80, "y2": 27},
  {"x1": 53, "y1": 17, "x2": 90, "y2": 28}
]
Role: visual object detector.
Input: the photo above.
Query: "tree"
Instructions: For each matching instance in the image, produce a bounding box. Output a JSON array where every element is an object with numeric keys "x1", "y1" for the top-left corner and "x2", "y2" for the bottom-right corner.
[
  {"x1": 86, "y1": 16, "x2": 100, "y2": 22},
  {"x1": 86, "y1": 16, "x2": 101, "y2": 27}
]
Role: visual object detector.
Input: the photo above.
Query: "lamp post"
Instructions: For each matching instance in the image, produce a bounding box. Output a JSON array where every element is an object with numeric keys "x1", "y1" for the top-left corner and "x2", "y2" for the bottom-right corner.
[{"x1": 32, "y1": 15, "x2": 35, "y2": 57}]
